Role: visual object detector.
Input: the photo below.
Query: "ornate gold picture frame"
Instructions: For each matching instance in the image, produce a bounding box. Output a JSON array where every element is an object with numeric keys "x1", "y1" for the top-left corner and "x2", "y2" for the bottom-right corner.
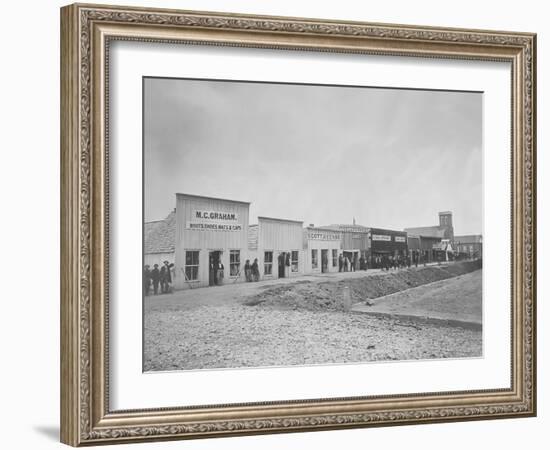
[{"x1": 60, "y1": 3, "x2": 536, "y2": 446}]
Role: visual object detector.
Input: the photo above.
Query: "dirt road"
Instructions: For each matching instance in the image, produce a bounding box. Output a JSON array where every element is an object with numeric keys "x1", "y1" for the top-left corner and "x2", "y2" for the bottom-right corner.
[{"x1": 144, "y1": 263, "x2": 483, "y2": 371}]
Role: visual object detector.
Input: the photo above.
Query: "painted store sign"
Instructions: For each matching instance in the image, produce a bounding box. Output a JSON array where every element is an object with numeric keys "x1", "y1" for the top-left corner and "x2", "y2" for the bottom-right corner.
[
  {"x1": 187, "y1": 209, "x2": 243, "y2": 231},
  {"x1": 307, "y1": 231, "x2": 341, "y2": 241}
]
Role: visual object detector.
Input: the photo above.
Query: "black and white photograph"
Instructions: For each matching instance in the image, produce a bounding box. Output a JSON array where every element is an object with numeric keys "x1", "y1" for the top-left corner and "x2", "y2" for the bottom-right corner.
[{"x1": 142, "y1": 77, "x2": 483, "y2": 372}]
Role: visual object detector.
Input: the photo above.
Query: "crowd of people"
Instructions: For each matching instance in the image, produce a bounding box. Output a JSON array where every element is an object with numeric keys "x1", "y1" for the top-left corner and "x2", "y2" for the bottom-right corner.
[
  {"x1": 337, "y1": 254, "x2": 358, "y2": 272},
  {"x1": 373, "y1": 254, "x2": 416, "y2": 271},
  {"x1": 336, "y1": 254, "x2": 371, "y2": 272},
  {"x1": 337, "y1": 253, "x2": 423, "y2": 272},
  {"x1": 143, "y1": 261, "x2": 174, "y2": 296}
]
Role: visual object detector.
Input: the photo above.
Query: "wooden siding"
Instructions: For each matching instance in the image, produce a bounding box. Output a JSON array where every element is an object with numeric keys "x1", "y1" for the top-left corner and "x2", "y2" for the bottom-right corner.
[
  {"x1": 174, "y1": 194, "x2": 250, "y2": 289},
  {"x1": 303, "y1": 227, "x2": 342, "y2": 274},
  {"x1": 454, "y1": 234, "x2": 483, "y2": 244},
  {"x1": 249, "y1": 248, "x2": 305, "y2": 281},
  {"x1": 254, "y1": 218, "x2": 305, "y2": 280},
  {"x1": 176, "y1": 194, "x2": 249, "y2": 250},
  {"x1": 407, "y1": 236, "x2": 421, "y2": 250},
  {"x1": 144, "y1": 252, "x2": 174, "y2": 268},
  {"x1": 341, "y1": 230, "x2": 370, "y2": 251},
  {"x1": 258, "y1": 217, "x2": 303, "y2": 251},
  {"x1": 370, "y1": 227, "x2": 408, "y2": 253}
]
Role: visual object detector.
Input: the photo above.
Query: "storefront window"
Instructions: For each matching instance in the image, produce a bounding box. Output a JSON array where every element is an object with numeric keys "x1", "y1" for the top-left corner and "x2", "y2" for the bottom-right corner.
[
  {"x1": 230, "y1": 250, "x2": 240, "y2": 276},
  {"x1": 264, "y1": 251, "x2": 273, "y2": 275},
  {"x1": 291, "y1": 251, "x2": 299, "y2": 272},
  {"x1": 332, "y1": 249, "x2": 338, "y2": 267},
  {"x1": 185, "y1": 250, "x2": 199, "y2": 281},
  {"x1": 311, "y1": 249, "x2": 318, "y2": 269}
]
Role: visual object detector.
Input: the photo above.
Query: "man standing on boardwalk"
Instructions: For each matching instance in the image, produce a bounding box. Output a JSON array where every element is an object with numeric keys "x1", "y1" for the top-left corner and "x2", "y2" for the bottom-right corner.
[
  {"x1": 244, "y1": 259, "x2": 252, "y2": 282},
  {"x1": 160, "y1": 260, "x2": 174, "y2": 293},
  {"x1": 150, "y1": 264, "x2": 160, "y2": 295},
  {"x1": 251, "y1": 258, "x2": 260, "y2": 282},
  {"x1": 143, "y1": 265, "x2": 151, "y2": 296}
]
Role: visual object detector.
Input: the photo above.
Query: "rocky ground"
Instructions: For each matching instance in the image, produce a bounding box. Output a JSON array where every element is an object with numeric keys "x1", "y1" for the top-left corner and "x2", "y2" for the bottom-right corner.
[
  {"x1": 144, "y1": 261, "x2": 483, "y2": 372},
  {"x1": 144, "y1": 303, "x2": 482, "y2": 371}
]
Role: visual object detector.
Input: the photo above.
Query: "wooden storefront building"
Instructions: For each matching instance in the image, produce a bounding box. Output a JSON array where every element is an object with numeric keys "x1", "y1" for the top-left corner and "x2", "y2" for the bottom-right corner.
[
  {"x1": 303, "y1": 227, "x2": 342, "y2": 274},
  {"x1": 174, "y1": 193, "x2": 250, "y2": 289},
  {"x1": 369, "y1": 227, "x2": 408, "y2": 268},
  {"x1": 320, "y1": 224, "x2": 370, "y2": 270},
  {"x1": 407, "y1": 234, "x2": 443, "y2": 264},
  {"x1": 248, "y1": 217, "x2": 304, "y2": 281}
]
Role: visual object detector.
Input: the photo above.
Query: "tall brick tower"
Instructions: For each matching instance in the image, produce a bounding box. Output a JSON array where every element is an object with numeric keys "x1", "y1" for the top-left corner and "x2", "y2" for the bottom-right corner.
[{"x1": 438, "y1": 211, "x2": 454, "y2": 240}]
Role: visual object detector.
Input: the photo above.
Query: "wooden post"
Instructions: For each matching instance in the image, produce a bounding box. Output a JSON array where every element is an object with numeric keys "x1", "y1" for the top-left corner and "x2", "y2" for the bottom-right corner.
[{"x1": 342, "y1": 286, "x2": 352, "y2": 311}]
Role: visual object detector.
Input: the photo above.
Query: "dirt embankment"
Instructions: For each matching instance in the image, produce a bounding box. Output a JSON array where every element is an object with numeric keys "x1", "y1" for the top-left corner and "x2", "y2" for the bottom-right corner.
[{"x1": 244, "y1": 260, "x2": 482, "y2": 312}]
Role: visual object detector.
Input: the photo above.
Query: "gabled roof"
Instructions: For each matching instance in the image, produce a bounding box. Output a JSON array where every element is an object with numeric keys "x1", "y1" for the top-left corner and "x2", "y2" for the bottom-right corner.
[
  {"x1": 144, "y1": 210, "x2": 176, "y2": 254},
  {"x1": 321, "y1": 224, "x2": 370, "y2": 233},
  {"x1": 370, "y1": 226, "x2": 407, "y2": 236},
  {"x1": 258, "y1": 216, "x2": 303, "y2": 224},
  {"x1": 176, "y1": 193, "x2": 250, "y2": 205},
  {"x1": 404, "y1": 226, "x2": 447, "y2": 238},
  {"x1": 454, "y1": 234, "x2": 482, "y2": 243}
]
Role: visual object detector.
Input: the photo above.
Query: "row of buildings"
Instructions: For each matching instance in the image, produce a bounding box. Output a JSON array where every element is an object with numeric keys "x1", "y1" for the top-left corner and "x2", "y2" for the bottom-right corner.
[{"x1": 145, "y1": 193, "x2": 482, "y2": 290}]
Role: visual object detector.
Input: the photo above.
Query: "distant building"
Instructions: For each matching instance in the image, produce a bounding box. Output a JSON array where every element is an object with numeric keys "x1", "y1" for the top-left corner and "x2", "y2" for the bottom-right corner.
[
  {"x1": 249, "y1": 216, "x2": 305, "y2": 281},
  {"x1": 325, "y1": 223, "x2": 369, "y2": 233},
  {"x1": 404, "y1": 211, "x2": 454, "y2": 241},
  {"x1": 319, "y1": 224, "x2": 370, "y2": 270},
  {"x1": 303, "y1": 227, "x2": 342, "y2": 274},
  {"x1": 319, "y1": 223, "x2": 410, "y2": 269},
  {"x1": 144, "y1": 210, "x2": 175, "y2": 267},
  {"x1": 407, "y1": 234, "x2": 442, "y2": 264},
  {"x1": 454, "y1": 234, "x2": 483, "y2": 259},
  {"x1": 369, "y1": 227, "x2": 408, "y2": 268}
]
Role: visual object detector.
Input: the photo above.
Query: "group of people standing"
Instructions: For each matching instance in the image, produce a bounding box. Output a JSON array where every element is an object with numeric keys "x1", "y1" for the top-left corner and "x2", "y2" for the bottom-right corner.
[
  {"x1": 209, "y1": 259, "x2": 224, "y2": 286},
  {"x1": 337, "y1": 253, "x2": 421, "y2": 272},
  {"x1": 338, "y1": 254, "x2": 357, "y2": 272},
  {"x1": 375, "y1": 254, "x2": 415, "y2": 271},
  {"x1": 338, "y1": 254, "x2": 369, "y2": 272},
  {"x1": 143, "y1": 261, "x2": 174, "y2": 296},
  {"x1": 244, "y1": 258, "x2": 260, "y2": 282}
]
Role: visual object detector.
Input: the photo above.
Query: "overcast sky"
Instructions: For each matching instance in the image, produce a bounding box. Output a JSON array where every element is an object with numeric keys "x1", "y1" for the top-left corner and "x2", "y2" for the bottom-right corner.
[{"x1": 144, "y1": 77, "x2": 482, "y2": 235}]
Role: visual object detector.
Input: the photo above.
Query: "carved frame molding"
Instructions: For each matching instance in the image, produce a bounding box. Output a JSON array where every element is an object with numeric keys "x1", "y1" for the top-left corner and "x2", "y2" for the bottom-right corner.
[{"x1": 60, "y1": 3, "x2": 536, "y2": 446}]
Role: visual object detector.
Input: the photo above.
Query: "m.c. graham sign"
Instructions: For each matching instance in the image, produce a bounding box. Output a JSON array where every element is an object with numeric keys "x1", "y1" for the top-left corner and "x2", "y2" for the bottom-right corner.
[{"x1": 187, "y1": 210, "x2": 242, "y2": 231}]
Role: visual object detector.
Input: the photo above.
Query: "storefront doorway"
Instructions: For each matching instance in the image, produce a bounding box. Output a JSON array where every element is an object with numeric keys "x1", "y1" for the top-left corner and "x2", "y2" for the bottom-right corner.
[
  {"x1": 321, "y1": 249, "x2": 329, "y2": 273},
  {"x1": 343, "y1": 251, "x2": 358, "y2": 271},
  {"x1": 278, "y1": 252, "x2": 287, "y2": 278},
  {"x1": 209, "y1": 250, "x2": 222, "y2": 286}
]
